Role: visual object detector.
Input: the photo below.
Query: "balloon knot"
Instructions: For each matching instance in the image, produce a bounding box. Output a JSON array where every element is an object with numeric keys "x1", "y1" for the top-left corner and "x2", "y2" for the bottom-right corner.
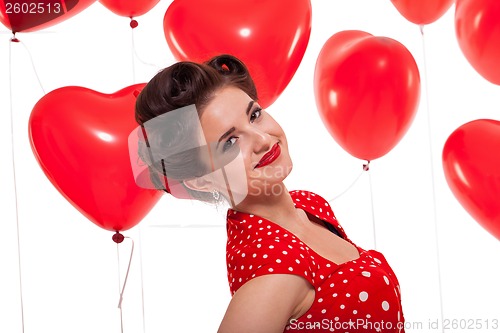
[
  {"x1": 363, "y1": 161, "x2": 370, "y2": 171},
  {"x1": 130, "y1": 19, "x2": 139, "y2": 29},
  {"x1": 419, "y1": 24, "x2": 425, "y2": 36},
  {"x1": 112, "y1": 231, "x2": 125, "y2": 243}
]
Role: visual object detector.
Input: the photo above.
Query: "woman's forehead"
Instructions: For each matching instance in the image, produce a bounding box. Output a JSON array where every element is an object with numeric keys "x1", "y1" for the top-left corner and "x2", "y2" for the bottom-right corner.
[
  {"x1": 206, "y1": 86, "x2": 253, "y2": 113},
  {"x1": 200, "y1": 87, "x2": 254, "y2": 135}
]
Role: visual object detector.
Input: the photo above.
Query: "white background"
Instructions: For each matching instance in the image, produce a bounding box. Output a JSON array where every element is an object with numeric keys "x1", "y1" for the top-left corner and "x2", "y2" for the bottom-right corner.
[{"x1": 1, "y1": 1, "x2": 499, "y2": 332}]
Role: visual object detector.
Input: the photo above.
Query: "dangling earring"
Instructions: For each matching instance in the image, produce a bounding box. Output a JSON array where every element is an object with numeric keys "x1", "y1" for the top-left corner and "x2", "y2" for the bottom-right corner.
[{"x1": 212, "y1": 189, "x2": 220, "y2": 201}]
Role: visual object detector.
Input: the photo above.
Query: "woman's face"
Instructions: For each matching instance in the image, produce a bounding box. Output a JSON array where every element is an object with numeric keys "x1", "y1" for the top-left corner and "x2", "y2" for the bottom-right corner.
[{"x1": 198, "y1": 86, "x2": 292, "y2": 205}]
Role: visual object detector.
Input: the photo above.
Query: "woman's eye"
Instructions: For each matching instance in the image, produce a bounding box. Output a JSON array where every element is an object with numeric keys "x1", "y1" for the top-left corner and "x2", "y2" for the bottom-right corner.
[
  {"x1": 223, "y1": 137, "x2": 237, "y2": 152},
  {"x1": 250, "y1": 108, "x2": 262, "y2": 122}
]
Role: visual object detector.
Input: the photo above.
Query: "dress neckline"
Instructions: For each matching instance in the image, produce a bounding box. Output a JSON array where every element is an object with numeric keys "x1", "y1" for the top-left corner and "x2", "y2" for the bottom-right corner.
[{"x1": 227, "y1": 190, "x2": 365, "y2": 266}]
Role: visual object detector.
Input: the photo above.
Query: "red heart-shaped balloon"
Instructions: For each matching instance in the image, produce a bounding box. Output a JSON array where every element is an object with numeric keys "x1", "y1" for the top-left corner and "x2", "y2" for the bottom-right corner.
[
  {"x1": 99, "y1": 0, "x2": 160, "y2": 18},
  {"x1": 390, "y1": 0, "x2": 454, "y2": 25},
  {"x1": 455, "y1": 0, "x2": 500, "y2": 85},
  {"x1": 29, "y1": 84, "x2": 162, "y2": 232},
  {"x1": 0, "y1": 0, "x2": 95, "y2": 33},
  {"x1": 442, "y1": 119, "x2": 500, "y2": 241},
  {"x1": 314, "y1": 30, "x2": 421, "y2": 161},
  {"x1": 163, "y1": 0, "x2": 311, "y2": 108}
]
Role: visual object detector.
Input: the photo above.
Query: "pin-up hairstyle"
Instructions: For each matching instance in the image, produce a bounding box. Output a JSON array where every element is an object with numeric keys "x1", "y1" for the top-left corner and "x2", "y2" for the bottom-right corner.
[{"x1": 134, "y1": 54, "x2": 257, "y2": 203}]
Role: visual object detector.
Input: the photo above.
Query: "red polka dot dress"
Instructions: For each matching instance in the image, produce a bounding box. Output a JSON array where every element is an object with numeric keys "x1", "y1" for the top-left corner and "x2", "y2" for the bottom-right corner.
[{"x1": 226, "y1": 190, "x2": 405, "y2": 333}]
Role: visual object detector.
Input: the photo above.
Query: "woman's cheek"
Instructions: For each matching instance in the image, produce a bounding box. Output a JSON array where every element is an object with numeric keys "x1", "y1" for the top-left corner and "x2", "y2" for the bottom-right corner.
[{"x1": 217, "y1": 152, "x2": 249, "y2": 205}]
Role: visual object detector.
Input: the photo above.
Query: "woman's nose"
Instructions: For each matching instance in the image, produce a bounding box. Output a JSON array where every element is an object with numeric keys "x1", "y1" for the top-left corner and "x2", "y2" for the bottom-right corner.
[{"x1": 251, "y1": 128, "x2": 271, "y2": 154}]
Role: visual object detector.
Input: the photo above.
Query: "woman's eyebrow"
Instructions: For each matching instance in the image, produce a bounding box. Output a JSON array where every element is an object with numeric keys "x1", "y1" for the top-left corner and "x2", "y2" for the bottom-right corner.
[
  {"x1": 216, "y1": 101, "x2": 256, "y2": 149},
  {"x1": 245, "y1": 100, "x2": 255, "y2": 115},
  {"x1": 216, "y1": 127, "x2": 236, "y2": 149}
]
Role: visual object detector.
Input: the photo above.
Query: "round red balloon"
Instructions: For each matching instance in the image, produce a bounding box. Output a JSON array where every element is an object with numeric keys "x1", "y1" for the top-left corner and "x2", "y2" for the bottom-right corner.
[
  {"x1": 29, "y1": 84, "x2": 162, "y2": 232},
  {"x1": 443, "y1": 119, "x2": 500, "y2": 241},
  {"x1": 99, "y1": 0, "x2": 160, "y2": 18},
  {"x1": 163, "y1": 0, "x2": 311, "y2": 108},
  {"x1": 0, "y1": 0, "x2": 95, "y2": 33},
  {"x1": 455, "y1": 0, "x2": 500, "y2": 85},
  {"x1": 390, "y1": 0, "x2": 454, "y2": 25},
  {"x1": 314, "y1": 30, "x2": 421, "y2": 161}
]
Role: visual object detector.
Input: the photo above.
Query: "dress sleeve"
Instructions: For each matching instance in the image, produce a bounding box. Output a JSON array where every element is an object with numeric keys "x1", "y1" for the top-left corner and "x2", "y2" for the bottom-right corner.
[{"x1": 227, "y1": 235, "x2": 314, "y2": 295}]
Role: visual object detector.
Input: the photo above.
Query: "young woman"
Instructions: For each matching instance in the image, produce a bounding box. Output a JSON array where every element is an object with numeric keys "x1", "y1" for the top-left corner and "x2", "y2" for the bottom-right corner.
[{"x1": 134, "y1": 54, "x2": 405, "y2": 333}]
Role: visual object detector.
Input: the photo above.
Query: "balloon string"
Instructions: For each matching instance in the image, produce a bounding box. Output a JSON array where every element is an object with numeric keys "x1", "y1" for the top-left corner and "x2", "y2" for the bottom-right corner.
[
  {"x1": 9, "y1": 35, "x2": 26, "y2": 333},
  {"x1": 327, "y1": 162, "x2": 376, "y2": 249},
  {"x1": 150, "y1": 224, "x2": 225, "y2": 228},
  {"x1": 327, "y1": 165, "x2": 368, "y2": 202},
  {"x1": 366, "y1": 166, "x2": 377, "y2": 250},
  {"x1": 130, "y1": 24, "x2": 136, "y2": 84},
  {"x1": 130, "y1": 25, "x2": 162, "y2": 76},
  {"x1": 116, "y1": 236, "x2": 135, "y2": 333},
  {"x1": 420, "y1": 25, "x2": 445, "y2": 333},
  {"x1": 116, "y1": 244, "x2": 123, "y2": 332},
  {"x1": 138, "y1": 227, "x2": 147, "y2": 333},
  {"x1": 131, "y1": 27, "x2": 148, "y2": 333},
  {"x1": 17, "y1": 38, "x2": 46, "y2": 95}
]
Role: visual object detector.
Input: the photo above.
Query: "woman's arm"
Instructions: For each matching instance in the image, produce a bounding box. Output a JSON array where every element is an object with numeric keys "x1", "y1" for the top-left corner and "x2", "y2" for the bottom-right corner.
[{"x1": 218, "y1": 274, "x2": 314, "y2": 333}]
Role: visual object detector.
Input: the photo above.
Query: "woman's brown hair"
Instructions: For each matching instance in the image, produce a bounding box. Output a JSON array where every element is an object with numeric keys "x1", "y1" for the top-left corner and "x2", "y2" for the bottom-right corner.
[{"x1": 135, "y1": 54, "x2": 257, "y2": 202}]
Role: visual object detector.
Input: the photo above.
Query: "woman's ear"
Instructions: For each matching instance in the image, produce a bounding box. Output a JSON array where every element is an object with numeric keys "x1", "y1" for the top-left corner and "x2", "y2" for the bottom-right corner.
[{"x1": 182, "y1": 176, "x2": 213, "y2": 193}]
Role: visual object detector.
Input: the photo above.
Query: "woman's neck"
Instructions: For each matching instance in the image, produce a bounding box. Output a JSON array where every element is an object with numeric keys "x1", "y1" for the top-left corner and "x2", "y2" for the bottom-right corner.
[{"x1": 233, "y1": 183, "x2": 301, "y2": 227}]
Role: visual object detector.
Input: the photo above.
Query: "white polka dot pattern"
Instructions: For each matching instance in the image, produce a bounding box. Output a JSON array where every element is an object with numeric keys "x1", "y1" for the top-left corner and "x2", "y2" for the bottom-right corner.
[{"x1": 226, "y1": 190, "x2": 405, "y2": 332}]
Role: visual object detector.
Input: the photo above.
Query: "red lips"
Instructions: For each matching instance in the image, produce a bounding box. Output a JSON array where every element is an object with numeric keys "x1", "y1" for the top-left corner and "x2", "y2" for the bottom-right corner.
[{"x1": 255, "y1": 143, "x2": 281, "y2": 168}]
